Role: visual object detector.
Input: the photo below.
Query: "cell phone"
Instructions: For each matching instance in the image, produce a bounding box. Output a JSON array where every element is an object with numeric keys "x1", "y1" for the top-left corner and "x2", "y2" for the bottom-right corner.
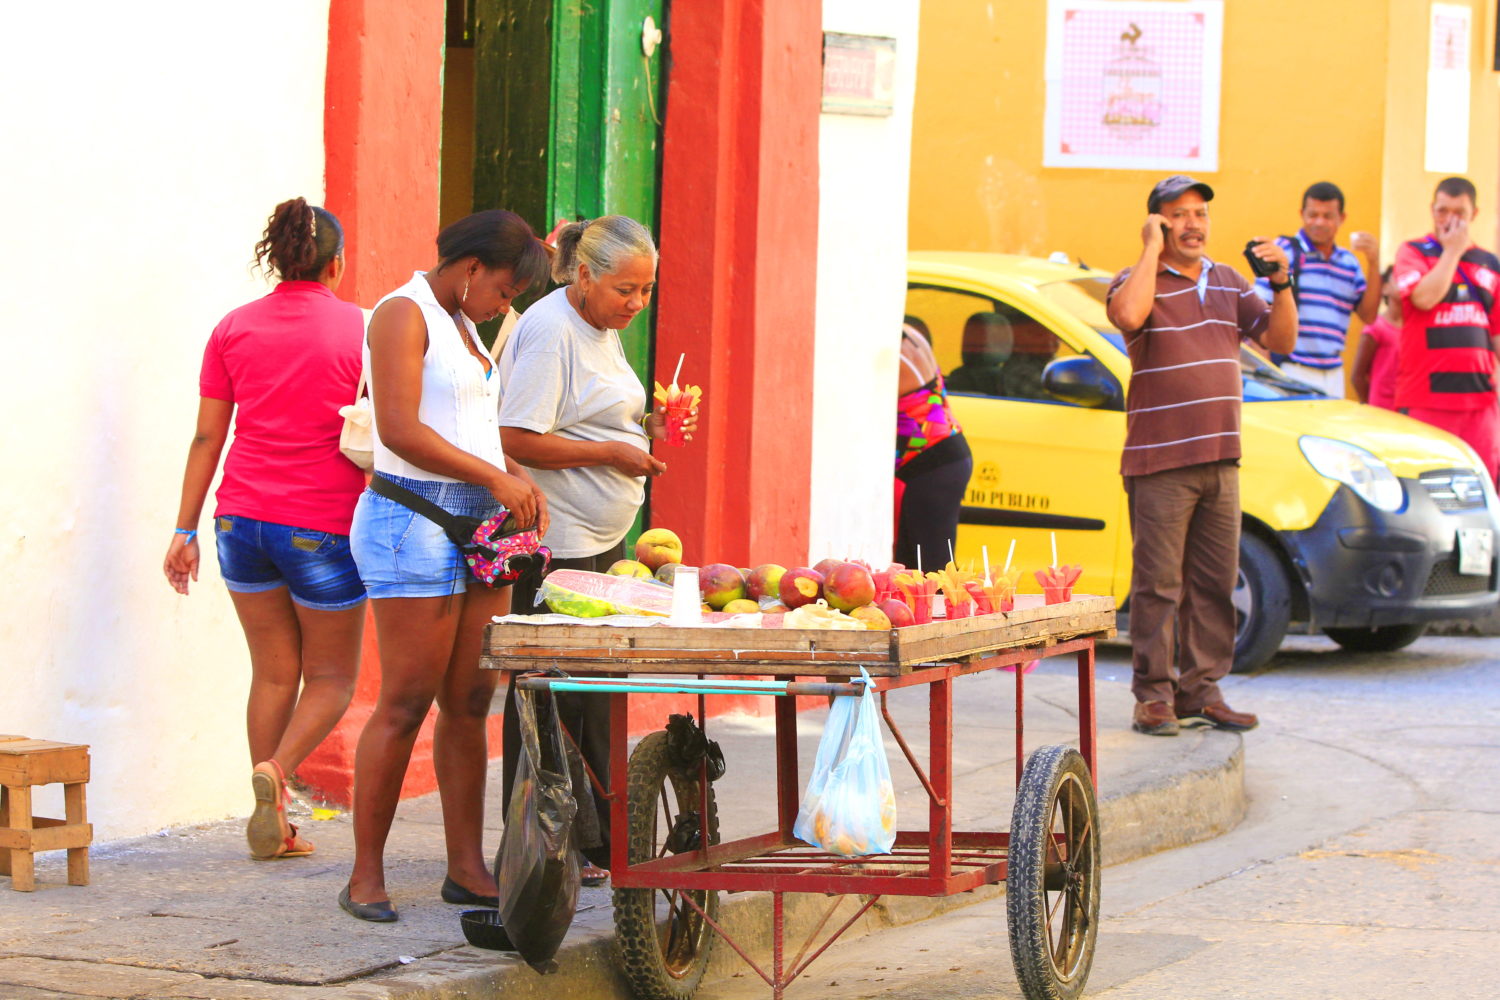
[
  {"x1": 1243, "y1": 240, "x2": 1280, "y2": 278},
  {"x1": 1160, "y1": 223, "x2": 1169, "y2": 242}
]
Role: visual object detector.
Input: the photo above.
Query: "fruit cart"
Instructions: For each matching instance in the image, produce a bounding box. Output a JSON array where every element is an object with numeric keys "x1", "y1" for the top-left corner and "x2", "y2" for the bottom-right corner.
[{"x1": 481, "y1": 594, "x2": 1115, "y2": 1000}]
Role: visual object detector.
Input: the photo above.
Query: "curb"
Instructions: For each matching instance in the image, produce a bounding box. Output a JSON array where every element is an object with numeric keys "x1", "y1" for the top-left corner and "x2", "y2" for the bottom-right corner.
[{"x1": 365, "y1": 730, "x2": 1245, "y2": 999}]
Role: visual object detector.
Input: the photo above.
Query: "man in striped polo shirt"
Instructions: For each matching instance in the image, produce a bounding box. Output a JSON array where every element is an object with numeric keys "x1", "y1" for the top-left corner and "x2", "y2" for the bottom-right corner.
[
  {"x1": 1393, "y1": 176, "x2": 1500, "y2": 485},
  {"x1": 1107, "y1": 176, "x2": 1297, "y2": 737},
  {"x1": 1253, "y1": 181, "x2": 1382, "y2": 397}
]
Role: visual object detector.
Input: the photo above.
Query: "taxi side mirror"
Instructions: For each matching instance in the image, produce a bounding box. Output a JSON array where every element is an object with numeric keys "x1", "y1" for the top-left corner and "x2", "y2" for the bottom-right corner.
[{"x1": 1042, "y1": 357, "x2": 1123, "y2": 411}]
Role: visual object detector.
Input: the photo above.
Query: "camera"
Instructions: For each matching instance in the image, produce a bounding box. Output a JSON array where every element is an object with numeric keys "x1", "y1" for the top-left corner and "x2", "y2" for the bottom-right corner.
[{"x1": 1243, "y1": 240, "x2": 1281, "y2": 278}]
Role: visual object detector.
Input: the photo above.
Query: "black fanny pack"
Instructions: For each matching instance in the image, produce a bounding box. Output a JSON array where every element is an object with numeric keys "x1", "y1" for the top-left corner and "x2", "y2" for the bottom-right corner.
[{"x1": 369, "y1": 474, "x2": 550, "y2": 587}]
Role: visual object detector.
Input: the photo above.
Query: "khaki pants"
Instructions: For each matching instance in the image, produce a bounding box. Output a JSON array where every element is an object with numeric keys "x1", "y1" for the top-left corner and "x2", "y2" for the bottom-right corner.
[{"x1": 1125, "y1": 462, "x2": 1240, "y2": 711}]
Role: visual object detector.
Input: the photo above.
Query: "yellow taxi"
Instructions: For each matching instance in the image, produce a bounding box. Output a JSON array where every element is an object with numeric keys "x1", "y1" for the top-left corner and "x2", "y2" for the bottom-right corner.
[{"x1": 906, "y1": 252, "x2": 1500, "y2": 671}]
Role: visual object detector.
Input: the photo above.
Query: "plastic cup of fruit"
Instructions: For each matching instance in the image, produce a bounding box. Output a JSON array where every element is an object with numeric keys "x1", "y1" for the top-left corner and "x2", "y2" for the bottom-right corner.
[{"x1": 664, "y1": 400, "x2": 694, "y2": 447}]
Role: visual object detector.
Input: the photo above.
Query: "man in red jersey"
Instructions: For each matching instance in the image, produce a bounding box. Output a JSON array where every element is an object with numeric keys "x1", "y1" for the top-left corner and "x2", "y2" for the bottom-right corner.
[{"x1": 1392, "y1": 176, "x2": 1500, "y2": 484}]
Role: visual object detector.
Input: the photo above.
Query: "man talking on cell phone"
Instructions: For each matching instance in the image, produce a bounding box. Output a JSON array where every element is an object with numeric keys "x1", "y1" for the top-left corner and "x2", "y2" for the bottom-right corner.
[
  {"x1": 1391, "y1": 176, "x2": 1500, "y2": 486},
  {"x1": 1106, "y1": 176, "x2": 1297, "y2": 737}
]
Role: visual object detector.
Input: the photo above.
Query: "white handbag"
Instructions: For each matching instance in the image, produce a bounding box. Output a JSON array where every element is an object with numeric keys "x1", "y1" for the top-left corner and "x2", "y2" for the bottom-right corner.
[
  {"x1": 337, "y1": 306, "x2": 520, "y2": 471},
  {"x1": 338, "y1": 368, "x2": 374, "y2": 470}
]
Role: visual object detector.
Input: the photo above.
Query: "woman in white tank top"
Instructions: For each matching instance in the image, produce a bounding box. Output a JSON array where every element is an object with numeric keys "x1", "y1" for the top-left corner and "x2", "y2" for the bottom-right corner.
[{"x1": 342, "y1": 210, "x2": 550, "y2": 923}]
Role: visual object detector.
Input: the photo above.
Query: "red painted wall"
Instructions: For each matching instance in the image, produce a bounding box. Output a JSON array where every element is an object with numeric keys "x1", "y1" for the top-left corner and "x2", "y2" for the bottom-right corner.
[
  {"x1": 307, "y1": 0, "x2": 447, "y2": 804},
  {"x1": 654, "y1": 0, "x2": 822, "y2": 570},
  {"x1": 304, "y1": 0, "x2": 823, "y2": 806}
]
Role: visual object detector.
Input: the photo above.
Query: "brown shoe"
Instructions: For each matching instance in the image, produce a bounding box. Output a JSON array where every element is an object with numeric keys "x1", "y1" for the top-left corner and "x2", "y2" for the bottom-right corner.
[
  {"x1": 1178, "y1": 701, "x2": 1259, "y2": 732},
  {"x1": 1131, "y1": 700, "x2": 1180, "y2": 736}
]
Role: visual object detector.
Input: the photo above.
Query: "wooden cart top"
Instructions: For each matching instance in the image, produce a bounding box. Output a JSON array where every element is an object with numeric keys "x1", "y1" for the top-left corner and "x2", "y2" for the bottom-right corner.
[{"x1": 481, "y1": 594, "x2": 1115, "y2": 676}]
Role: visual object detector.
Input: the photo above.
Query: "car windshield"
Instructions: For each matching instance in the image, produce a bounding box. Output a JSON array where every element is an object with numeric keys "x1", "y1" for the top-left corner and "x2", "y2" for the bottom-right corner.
[{"x1": 1038, "y1": 276, "x2": 1326, "y2": 402}]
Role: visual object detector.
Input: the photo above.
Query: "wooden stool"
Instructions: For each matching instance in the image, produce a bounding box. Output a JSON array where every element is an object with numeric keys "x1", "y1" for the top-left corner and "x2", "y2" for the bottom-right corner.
[{"x1": 0, "y1": 738, "x2": 91, "y2": 891}]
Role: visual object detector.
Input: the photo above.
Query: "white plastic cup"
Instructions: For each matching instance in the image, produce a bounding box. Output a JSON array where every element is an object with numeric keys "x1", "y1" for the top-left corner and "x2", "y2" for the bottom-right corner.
[{"x1": 670, "y1": 566, "x2": 702, "y2": 624}]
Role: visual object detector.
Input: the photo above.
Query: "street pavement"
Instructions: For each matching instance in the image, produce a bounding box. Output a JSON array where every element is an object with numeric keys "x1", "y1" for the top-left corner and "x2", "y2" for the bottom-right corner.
[
  {"x1": 0, "y1": 651, "x2": 1242, "y2": 1000},
  {"x1": 697, "y1": 631, "x2": 1500, "y2": 1000}
]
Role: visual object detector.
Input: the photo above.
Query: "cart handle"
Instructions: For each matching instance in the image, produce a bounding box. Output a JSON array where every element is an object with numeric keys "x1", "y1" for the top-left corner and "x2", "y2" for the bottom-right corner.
[{"x1": 513, "y1": 675, "x2": 868, "y2": 698}]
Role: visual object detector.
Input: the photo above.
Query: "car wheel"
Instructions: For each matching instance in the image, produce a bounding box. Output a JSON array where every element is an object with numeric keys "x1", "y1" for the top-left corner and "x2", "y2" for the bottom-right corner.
[
  {"x1": 1231, "y1": 533, "x2": 1292, "y2": 673},
  {"x1": 1323, "y1": 623, "x2": 1427, "y2": 653}
]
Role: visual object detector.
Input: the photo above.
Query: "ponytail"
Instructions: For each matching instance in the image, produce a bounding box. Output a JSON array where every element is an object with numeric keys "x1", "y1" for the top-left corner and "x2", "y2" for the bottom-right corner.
[{"x1": 254, "y1": 197, "x2": 344, "y2": 282}]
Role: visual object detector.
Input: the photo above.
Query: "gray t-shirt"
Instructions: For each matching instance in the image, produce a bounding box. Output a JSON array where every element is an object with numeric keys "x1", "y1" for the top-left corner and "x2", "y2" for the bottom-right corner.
[{"x1": 497, "y1": 287, "x2": 649, "y2": 558}]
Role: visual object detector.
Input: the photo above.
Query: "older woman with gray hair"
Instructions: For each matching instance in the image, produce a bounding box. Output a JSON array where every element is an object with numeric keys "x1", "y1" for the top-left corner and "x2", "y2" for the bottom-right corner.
[{"x1": 496, "y1": 214, "x2": 694, "y2": 884}]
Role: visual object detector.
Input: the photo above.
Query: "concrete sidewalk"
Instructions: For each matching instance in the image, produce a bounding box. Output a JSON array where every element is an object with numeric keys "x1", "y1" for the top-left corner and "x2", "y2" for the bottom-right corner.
[{"x1": 0, "y1": 655, "x2": 1244, "y2": 1000}]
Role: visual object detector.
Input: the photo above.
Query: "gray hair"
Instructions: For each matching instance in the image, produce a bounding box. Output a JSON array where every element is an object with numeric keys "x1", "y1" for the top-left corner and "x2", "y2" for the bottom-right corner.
[{"x1": 551, "y1": 215, "x2": 658, "y2": 284}]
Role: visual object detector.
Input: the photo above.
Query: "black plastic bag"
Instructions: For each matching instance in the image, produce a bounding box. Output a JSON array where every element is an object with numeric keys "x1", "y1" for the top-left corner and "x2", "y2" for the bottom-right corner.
[{"x1": 496, "y1": 683, "x2": 579, "y2": 974}]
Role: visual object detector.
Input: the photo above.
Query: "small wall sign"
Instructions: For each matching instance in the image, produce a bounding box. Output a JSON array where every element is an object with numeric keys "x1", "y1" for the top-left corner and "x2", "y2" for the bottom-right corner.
[{"x1": 822, "y1": 32, "x2": 897, "y2": 117}]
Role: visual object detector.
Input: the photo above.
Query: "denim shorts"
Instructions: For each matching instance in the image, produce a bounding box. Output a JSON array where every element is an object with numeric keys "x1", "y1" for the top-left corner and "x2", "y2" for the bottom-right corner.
[
  {"x1": 213, "y1": 515, "x2": 366, "y2": 611},
  {"x1": 350, "y1": 474, "x2": 503, "y2": 599}
]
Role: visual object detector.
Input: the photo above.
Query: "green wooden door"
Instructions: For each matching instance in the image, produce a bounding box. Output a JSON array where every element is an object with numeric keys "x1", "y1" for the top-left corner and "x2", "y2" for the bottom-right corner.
[
  {"x1": 473, "y1": 0, "x2": 665, "y2": 383},
  {"x1": 473, "y1": 0, "x2": 667, "y2": 542}
]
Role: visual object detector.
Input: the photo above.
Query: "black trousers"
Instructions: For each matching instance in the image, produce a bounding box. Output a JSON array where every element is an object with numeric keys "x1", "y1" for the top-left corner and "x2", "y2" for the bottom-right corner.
[
  {"x1": 895, "y1": 447, "x2": 973, "y2": 569},
  {"x1": 500, "y1": 540, "x2": 625, "y2": 869}
]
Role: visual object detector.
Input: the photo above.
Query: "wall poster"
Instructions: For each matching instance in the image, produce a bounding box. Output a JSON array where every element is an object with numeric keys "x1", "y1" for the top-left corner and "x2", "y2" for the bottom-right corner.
[
  {"x1": 1424, "y1": 3, "x2": 1472, "y2": 174},
  {"x1": 1042, "y1": 0, "x2": 1224, "y2": 172}
]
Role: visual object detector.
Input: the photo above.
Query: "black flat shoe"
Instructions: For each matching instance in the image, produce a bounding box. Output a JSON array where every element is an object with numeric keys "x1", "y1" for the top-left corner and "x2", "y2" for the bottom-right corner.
[
  {"x1": 340, "y1": 883, "x2": 398, "y2": 923},
  {"x1": 441, "y1": 875, "x2": 499, "y2": 908}
]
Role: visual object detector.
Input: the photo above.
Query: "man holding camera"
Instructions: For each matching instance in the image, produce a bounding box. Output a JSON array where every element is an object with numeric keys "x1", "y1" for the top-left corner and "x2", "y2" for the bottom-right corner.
[
  {"x1": 1106, "y1": 176, "x2": 1298, "y2": 736},
  {"x1": 1252, "y1": 181, "x2": 1382, "y2": 397}
]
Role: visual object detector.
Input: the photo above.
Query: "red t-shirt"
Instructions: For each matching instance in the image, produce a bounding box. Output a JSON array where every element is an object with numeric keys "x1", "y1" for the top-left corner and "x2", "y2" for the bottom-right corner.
[
  {"x1": 1392, "y1": 237, "x2": 1500, "y2": 411},
  {"x1": 1363, "y1": 316, "x2": 1400, "y2": 411},
  {"x1": 199, "y1": 281, "x2": 366, "y2": 534}
]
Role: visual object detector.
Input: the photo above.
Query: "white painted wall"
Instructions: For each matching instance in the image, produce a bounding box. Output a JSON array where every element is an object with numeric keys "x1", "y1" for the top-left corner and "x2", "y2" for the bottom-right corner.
[
  {"x1": 809, "y1": 1, "x2": 921, "y2": 565},
  {"x1": 0, "y1": 3, "x2": 331, "y2": 841}
]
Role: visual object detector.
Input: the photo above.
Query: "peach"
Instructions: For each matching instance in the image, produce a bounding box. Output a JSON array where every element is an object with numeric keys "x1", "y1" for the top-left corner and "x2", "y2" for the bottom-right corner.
[
  {"x1": 778, "y1": 568, "x2": 825, "y2": 609},
  {"x1": 812, "y1": 557, "x2": 844, "y2": 579},
  {"x1": 850, "y1": 605, "x2": 892, "y2": 630},
  {"x1": 877, "y1": 598, "x2": 916, "y2": 628},
  {"x1": 635, "y1": 527, "x2": 683, "y2": 572},
  {"x1": 746, "y1": 563, "x2": 787, "y2": 601},
  {"x1": 699, "y1": 563, "x2": 748, "y2": 610},
  {"x1": 607, "y1": 559, "x2": 654, "y2": 579},
  {"x1": 824, "y1": 563, "x2": 876, "y2": 613}
]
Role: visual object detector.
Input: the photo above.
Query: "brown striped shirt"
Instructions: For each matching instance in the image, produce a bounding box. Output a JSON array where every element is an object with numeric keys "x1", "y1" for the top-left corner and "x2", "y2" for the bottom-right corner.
[{"x1": 1107, "y1": 259, "x2": 1270, "y2": 477}]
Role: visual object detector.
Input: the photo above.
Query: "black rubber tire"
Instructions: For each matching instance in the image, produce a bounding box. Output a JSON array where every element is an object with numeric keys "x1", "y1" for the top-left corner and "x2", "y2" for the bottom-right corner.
[
  {"x1": 613, "y1": 730, "x2": 720, "y2": 1000},
  {"x1": 1324, "y1": 622, "x2": 1428, "y2": 653},
  {"x1": 1007, "y1": 744, "x2": 1100, "y2": 1000},
  {"x1": 1231, "y1": 532, "x2": 1293, "y2": 673}
]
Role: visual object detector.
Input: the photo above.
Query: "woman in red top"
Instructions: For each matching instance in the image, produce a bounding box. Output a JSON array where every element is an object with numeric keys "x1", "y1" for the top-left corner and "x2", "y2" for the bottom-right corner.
[{"x1": 163, "y1": 198, "x2": 367, "y2": 862}]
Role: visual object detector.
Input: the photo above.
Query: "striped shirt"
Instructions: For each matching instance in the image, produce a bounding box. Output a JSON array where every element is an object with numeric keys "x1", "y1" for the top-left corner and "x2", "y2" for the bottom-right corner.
[
  {"x1": 1392, "y1": 236, "x2": 1500, "y2": 411},
  {"x1": 1108, "y1": 258, "x2": 1271, "y2": 477},
  {"x1": 1253, "y1": 230, "x2": 1366, "y2": 370}
]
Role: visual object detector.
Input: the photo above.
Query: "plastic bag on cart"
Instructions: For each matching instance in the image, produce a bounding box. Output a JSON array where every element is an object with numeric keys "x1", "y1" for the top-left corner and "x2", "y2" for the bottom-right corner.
[
  {"x1": 793, "y1": 666, "x2": 897, "y2": 858},
  {"x1": 495, "y1": 681, "x2": 580, "y2": 974}
]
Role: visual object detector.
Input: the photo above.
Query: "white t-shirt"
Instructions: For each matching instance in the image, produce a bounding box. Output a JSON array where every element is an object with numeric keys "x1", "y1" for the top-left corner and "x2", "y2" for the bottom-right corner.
[
  {"x1": 497, "y1": 287, "x2": 649, "y2": 557},
  {"x1": 368, "y1": 272, "x2": 505, "y2": 482}
]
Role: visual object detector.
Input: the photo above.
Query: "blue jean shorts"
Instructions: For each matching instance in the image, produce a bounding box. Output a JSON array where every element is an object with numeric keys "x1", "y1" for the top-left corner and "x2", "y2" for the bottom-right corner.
[
  {"x1": 350, "y1": 474, "x2": 503, "y2": 599},
  {"x1": 213, "y1": 515, "x2": 366, "y2": 611}
]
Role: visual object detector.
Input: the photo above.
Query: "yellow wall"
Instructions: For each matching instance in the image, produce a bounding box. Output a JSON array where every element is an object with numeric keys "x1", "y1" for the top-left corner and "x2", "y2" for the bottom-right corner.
[{"x1": 910, "y1": 0, "x2": 1499, "y2": 373}]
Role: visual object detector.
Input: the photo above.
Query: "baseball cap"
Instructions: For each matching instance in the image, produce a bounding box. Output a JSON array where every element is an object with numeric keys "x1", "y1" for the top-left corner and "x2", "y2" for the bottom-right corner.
[{"x1": 1147, "y1": 175, "x2": 1215, "y2": 214}]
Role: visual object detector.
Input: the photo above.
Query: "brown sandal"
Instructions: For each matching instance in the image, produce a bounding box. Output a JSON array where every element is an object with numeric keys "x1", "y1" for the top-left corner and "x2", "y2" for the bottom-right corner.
[{"x1": 248, "y1": 760, "x2": 315, "y2": 860}]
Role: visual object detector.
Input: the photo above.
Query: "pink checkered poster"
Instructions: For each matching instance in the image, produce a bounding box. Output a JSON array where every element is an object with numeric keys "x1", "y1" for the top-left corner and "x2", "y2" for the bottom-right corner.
[{"x1": 1043, "y1": 0, "x2": 1223, "y2": 171}]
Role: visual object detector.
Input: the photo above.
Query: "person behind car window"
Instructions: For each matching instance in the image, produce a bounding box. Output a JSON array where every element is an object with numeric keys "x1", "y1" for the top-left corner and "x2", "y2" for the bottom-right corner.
[
  {"x1": 895, "y1": 324, "x2": 973, "y2": 569},
  {"x1": 945, "y1": 311, "x2": 1011, "y2": 396},
  {"x1": 1350, "y1": 267, "x2": 1400, "y2": 409},
  {"x1": 998, "y1": 319, "x2": 1060, "y2": 401},
  {"x1": 1105, "y1": 175, "x2": 1296, "y2": 738}
]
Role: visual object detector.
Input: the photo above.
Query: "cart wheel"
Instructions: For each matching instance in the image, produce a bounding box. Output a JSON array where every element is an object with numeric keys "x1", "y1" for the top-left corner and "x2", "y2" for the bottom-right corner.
[
  {"x1": 1006, "y1": 744, "x2": 1100, "y2": 1000},
  {"x1": 614, "y1": 730, "x2": 720, "y2": 1000}
]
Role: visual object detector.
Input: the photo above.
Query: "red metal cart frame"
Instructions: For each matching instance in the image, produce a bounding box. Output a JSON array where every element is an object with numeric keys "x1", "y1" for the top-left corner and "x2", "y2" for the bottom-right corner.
[{"x1": 486, "y1": 595, "x2": 1114, "y2": 1000}]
